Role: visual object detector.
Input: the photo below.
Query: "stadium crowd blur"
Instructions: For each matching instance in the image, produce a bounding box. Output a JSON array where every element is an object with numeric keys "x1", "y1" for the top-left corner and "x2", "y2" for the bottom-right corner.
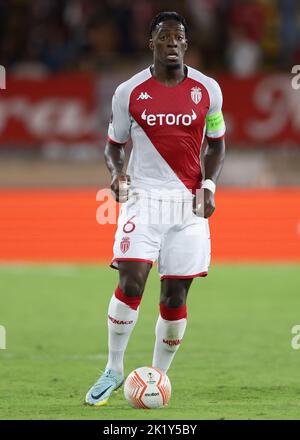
[
  {"x1": 1, "y1": 0, "x2": 299, "y2": 77},
  {"x1": 0, "y1": 0, "x2": 299, "y2": 189}
]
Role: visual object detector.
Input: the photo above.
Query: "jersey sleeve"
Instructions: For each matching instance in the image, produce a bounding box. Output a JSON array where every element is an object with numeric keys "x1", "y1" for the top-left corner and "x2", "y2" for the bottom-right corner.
[
  {"x1": 205, "y1": 79, "x2": 226, "y2": 140},
  {"x1": 107, "y1": 85, "x2": 131, "y2": 145}
]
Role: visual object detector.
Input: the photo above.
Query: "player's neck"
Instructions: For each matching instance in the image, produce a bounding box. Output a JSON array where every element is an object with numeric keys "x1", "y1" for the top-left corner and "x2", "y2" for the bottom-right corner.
[{"x1": 151, "y1": 63, "x2": 186, "y2": 87}]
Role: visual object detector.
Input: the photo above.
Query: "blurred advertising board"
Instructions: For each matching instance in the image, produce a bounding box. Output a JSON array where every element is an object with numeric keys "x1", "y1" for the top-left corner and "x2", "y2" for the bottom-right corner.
[
  {"x1": 0, "y1": 74, "x2": 99, "y2": 150},
  {"x1": 220, "y1": 74, "x2": 300, "y2": 146},
  {"x1": 0, "y1": 73, "x2": 299, "y2": 148}
]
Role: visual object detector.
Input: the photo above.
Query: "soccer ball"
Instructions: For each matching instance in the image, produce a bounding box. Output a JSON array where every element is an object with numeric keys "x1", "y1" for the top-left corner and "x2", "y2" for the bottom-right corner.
[{"x1": 124, "y1": 366, "x2": 171, "y2": 409}]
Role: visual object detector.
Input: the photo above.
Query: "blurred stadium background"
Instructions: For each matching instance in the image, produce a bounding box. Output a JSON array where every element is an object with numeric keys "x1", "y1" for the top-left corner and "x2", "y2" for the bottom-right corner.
[
  {"x1": 1, "y1": 0, "x2": 300, "y2": 420},
  {"x1": 0, "y1": 0, "x2": 299, "y2": 263}
]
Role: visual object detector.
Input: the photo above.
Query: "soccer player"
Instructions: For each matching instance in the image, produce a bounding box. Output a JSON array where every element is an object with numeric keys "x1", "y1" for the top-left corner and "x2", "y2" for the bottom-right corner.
[{"x1": 85, "y1": 11, "x2": 226, "y2": 406}]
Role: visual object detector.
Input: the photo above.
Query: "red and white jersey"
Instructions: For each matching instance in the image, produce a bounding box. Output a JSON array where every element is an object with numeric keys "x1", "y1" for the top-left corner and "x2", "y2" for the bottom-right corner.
[{"x1": 108, "y1": 65, "x2": 225, "y2": 200}]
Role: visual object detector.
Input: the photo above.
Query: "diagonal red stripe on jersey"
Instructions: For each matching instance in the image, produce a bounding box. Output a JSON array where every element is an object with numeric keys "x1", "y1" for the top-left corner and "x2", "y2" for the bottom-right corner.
[{"x1": 129, "y1": 76, "x2": 210, "y2": 194}]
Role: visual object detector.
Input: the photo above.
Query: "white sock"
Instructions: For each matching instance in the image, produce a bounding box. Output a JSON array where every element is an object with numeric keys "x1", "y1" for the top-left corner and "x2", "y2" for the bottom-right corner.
[
  {"x1": 105, "y1": 294, "x2": 139, "y2": 375},
  {"x1": 152, "y1": 315, "x2": 187, "y2": 373}
]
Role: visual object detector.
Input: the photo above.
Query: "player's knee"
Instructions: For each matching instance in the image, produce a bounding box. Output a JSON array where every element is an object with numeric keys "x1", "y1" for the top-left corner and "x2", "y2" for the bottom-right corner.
[
  {"x1": 160, "y1": 290, "x2": 187, "y2": 308},
  {"x1": 119, "y1": 273, "x2": 146, "y2": 298}
]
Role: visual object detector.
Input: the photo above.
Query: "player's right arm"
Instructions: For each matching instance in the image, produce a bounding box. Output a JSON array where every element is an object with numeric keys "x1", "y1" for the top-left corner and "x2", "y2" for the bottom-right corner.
[
  {"x1": 104, "y1": 84, "x2": 132, "y2": 202},
  {"x1": 104, "y1": 141, "x2": 131, "y2": 202}
]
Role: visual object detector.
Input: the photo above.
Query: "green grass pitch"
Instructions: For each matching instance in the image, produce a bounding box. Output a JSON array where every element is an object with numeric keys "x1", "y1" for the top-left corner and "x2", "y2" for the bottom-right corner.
[{"x1": 0, "y1": 263, "x2": 300, "y2": 420}]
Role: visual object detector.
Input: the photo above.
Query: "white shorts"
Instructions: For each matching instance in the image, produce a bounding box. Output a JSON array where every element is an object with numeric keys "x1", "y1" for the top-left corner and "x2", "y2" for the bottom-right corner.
[{"x1": 111, "y1": 195, "x2": 211, "y2": 279}]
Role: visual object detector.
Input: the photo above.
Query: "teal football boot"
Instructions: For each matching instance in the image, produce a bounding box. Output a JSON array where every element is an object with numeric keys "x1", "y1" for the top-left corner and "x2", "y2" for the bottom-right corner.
[{"x1": 85, "y1": 369, "x2": 124, "y2": 406}]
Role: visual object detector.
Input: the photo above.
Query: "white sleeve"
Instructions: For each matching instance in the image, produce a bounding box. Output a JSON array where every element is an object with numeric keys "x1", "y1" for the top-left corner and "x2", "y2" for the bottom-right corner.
[
  {"x1": 205, "y1": 79, "x2": 226, "y2": 140},
  {"x1": 107, "y1": 85, "x2": 131, "y2": 145}
]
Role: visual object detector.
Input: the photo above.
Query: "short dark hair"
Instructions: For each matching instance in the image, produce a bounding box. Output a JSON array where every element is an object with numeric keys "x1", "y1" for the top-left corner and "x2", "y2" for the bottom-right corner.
[{"x1": 149, "y1": 11, "x2": 188, "y2": 36}]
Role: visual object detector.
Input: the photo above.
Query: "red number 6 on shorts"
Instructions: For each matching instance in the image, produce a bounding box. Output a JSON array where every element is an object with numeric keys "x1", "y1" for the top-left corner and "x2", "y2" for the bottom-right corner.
[{"x1": 122, "y1": 216, "x2": 136, "y2": 233}]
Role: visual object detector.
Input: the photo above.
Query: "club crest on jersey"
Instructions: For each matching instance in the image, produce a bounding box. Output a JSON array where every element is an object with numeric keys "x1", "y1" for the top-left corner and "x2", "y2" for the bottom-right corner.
[
  {"x1": 120, "y1": 237, "x2": 130, "y2": 254},
  {"x1": 191, "y1": 87, "x2": 202, "y2": 104}
]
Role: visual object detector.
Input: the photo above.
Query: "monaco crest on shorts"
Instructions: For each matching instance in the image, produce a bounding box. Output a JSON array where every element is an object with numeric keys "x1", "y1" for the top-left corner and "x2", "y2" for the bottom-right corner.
[
  {"x1": 191, "y1": 87, "x2": 202, "y2": 104},
  {"x1": 120, "y1": 237, "x2": 130, "y2": 254}
]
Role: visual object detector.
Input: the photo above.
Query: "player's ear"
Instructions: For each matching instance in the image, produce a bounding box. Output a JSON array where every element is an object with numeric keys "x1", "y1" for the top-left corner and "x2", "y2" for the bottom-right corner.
[
  {"x1": 184, "y1": 38, "x2": 188, "y2": 52},
  {"x1": 149, "y1": 39, "x2": 154, "y2": 51}
]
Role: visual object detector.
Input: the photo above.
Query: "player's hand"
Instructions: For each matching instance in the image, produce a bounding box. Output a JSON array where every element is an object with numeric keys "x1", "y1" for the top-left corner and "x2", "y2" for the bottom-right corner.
[
  {"x1": 111, "y1": 172, "x2": 131, "y2": 203},
  {"x1": 192, "y1": 189, "x2": 215, "y2": 218},
  {"x1": 203, "y1": 189, "x2": 215, "y2": 218}
]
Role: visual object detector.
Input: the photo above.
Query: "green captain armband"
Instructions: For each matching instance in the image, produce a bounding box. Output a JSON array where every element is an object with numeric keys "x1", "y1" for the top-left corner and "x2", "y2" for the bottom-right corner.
[{"x1": 205, "y1": 111, "x2": 225, "y2": 132}]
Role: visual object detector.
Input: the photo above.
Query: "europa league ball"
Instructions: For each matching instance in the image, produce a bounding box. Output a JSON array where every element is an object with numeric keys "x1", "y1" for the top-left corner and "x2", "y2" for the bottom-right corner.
[{"x1": 124, "y1": 366, "x2": 171, "y2": 409}]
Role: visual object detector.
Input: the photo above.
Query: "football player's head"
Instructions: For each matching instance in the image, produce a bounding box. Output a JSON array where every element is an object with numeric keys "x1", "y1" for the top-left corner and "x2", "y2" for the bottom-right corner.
[{"x1": 149, "y1": 12, "x2": 188, "y2": 68}]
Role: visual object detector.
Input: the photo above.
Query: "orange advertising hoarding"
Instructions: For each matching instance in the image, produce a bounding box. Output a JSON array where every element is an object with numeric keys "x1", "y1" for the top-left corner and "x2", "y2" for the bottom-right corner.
[{"x1": 0, "y1": 189, "x2": 299, "y2": 263}]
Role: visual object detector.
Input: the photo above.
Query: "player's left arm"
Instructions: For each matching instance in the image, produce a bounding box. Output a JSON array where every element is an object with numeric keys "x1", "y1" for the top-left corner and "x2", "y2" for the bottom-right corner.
[{"x1": 201, "y1": 79, "x2": 226, "y2": 218}]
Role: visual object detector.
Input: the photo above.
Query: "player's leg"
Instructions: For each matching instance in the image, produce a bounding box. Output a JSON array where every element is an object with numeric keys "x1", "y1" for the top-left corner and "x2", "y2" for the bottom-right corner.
[
  {"x1": 152, "y1": 278, "x2": 193, "y2": 372},
  {"x1": 106, "y1": 261, "x2": 152, "y2": 374},
  {"x1": 86, "y1": 194, "x2": 160, "y2": 406},
  {"x1": 153, "y1": 203, "x2": 211, "y2": 373},
  {"x1": 85, "y1": 261, "x2": 151, "y2": 406}
]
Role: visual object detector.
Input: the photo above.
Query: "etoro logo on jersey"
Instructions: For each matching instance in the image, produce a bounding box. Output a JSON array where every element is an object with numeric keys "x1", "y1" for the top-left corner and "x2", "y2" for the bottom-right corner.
[{"x1": 141, "y1": 109, "x2": 197, "y2": 126}]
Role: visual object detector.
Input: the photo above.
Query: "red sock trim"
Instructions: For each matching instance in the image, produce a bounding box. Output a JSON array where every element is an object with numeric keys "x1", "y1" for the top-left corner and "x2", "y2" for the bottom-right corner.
[
  {"x1": 160, "y1": 303, "x2": 187, "y2": 321},
  {"x1": 114, "y1": 286, "x2": 141, "y2": 310}
]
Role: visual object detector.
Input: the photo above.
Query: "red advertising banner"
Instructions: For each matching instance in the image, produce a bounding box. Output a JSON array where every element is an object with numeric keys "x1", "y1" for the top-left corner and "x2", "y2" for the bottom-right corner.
[
  {"x1": 0, "y1": 73, "x2": 299, "y2": 146},
  {"x1": 219, "y1": 74, "x2": 300, "y2": 146},
  {"x1": 0, "y1": 74, "x2": 98, "y2": 144}
]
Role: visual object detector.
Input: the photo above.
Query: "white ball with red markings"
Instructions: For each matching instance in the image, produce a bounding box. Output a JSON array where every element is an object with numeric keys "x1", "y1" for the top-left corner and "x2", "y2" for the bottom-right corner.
[{"x1": 124, "y1": 366, "x2": 171, "y2": 409}]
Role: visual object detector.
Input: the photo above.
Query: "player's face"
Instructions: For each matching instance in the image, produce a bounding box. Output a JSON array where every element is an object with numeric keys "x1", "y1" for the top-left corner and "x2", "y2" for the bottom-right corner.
[{"x1": 149, "y1": 21, "x2": 188, "y2": 68}]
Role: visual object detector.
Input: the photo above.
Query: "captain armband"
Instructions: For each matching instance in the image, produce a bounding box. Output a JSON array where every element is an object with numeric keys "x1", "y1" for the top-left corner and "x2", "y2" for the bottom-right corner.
[{"x1": 205, "y1": 112, "x2": 225, "y2": 136}]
